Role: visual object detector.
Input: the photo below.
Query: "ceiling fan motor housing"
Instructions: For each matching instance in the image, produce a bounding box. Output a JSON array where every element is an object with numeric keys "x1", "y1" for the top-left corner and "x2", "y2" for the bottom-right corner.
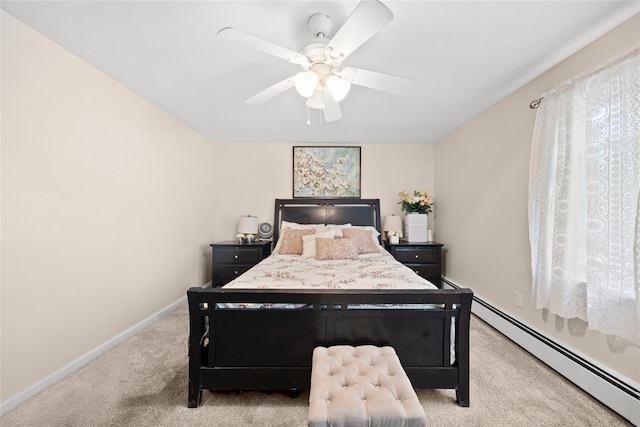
[
  {"x1": 301, "y1": 42, "x2": 331, "y2": 67},
  {"x1": 308, "y1": 13, "x2": 332, "y2": 38}
]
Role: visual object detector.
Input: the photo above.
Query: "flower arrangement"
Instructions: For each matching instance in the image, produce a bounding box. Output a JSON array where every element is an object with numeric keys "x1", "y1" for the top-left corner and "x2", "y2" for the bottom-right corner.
[
  {"x1": 387, "y1": 230, "x2": 403, "y2": 238},
  {"x1": 386, "y1": 229, "x2": 403, "y2": 244},
  {"x1": 398, "y1": 190, "x2": 435, "y2": 215}
]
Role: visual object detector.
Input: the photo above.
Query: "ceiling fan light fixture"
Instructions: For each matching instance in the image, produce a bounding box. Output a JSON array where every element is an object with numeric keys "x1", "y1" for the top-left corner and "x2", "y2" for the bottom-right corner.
[
  {"x1": 305, "y1": 90, "x2": 325, "y2": 109},
  {"x1": 220, "y1": 0, "x2": 411, "y2": 121},
  {"x1": 294, "y1": 71, "x2": 319, "y2": 97},
  {"x1": 326, "y1": 75, "x2": 351, "y2": 102}
]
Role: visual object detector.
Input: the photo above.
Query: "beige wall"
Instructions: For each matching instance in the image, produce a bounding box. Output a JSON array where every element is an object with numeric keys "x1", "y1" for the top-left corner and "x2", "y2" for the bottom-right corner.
[
  {"x1": 1, "y1": 11, "x2": 435, "y2": 405},
  {"x1": 211, "y1": 143, "x2": 435, "y2": 241},
  {"x1": 1, "y1": 12, "x2": 218, "y2": 402},
  {"x1": 435, "y1": 14, "x2": 640, "y2": 383}
]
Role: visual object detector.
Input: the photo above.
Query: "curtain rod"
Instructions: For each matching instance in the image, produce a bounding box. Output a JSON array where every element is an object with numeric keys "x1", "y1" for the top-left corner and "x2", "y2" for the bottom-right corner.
[
  {"x1": 529, "y1": 48, "x2": 638, "y2": 110},
  {"x1": 529, "y1": 97, "x2": 543, "y2": 109}
]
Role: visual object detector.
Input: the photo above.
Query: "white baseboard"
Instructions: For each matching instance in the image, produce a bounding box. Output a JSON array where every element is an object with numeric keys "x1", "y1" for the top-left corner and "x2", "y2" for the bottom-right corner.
[
  {"x1": 443, "y1": 277, "x2": 640, "y2": 426},
  {"x1": 0, "y1": 295, "x2": 188, "y2": 416}
]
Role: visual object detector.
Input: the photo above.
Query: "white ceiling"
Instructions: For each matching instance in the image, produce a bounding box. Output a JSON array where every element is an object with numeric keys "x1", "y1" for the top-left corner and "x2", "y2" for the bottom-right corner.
[{"x1": 2, "y1": 1, "x2": 638, "y2": 144}]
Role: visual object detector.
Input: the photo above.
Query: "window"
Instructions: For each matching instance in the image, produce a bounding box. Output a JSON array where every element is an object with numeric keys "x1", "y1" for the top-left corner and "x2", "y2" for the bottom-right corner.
[{"x1": 528, "y1": 49, "x2": 639, "y2": 346}]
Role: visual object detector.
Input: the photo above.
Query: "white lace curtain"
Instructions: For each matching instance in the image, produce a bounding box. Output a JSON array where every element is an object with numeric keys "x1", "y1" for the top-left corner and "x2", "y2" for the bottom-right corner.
[{"x1": 529, "y1": 48, "x2": 639, "y2": 346}]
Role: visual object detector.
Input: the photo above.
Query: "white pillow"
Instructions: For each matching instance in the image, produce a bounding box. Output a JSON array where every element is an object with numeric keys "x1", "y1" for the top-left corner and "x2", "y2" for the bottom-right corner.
[
  {"x1": 301, "y1": 229, "x2": 343, "y2": 258},
  {"x1": 281, "y1": 220, "x2": 326, "y2": 229}
]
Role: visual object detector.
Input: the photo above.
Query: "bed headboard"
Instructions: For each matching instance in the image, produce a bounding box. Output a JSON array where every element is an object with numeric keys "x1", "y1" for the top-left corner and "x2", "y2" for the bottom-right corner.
[{"x1": 273, "y1": 198, "x2": 381, "y2": 243}]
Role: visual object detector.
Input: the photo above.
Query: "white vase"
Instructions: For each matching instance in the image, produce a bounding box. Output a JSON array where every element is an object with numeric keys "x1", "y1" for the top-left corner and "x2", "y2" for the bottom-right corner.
[
  {"x1": 389, "y1": 235, "x2": 400, "y2": 244},
  {"x1": 404, "y1": 213, "x2": 429, "y2": 242}
]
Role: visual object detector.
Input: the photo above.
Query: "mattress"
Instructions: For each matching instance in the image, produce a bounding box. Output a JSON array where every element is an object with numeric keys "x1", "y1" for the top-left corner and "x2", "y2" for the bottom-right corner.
[{"x1": 221, "y1": 250, "x2": 437, "y2": 309}]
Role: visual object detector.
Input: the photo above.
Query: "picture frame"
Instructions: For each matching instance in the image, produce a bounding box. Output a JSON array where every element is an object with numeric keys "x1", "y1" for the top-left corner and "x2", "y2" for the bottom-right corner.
[{"x1": 293, "y1": 146, "x2": 361, "y2": 198}]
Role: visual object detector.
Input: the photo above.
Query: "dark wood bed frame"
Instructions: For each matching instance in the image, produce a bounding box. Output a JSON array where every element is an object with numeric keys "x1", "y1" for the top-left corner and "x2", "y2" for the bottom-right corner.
[{"x1": 187, "y1": 198, "x2": 473, "y2": 408}]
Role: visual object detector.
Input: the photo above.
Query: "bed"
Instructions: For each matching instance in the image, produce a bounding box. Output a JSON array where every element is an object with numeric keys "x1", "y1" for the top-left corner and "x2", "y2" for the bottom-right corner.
[{"x1": 187, "y1": 198, "x2": 473, "y2": 408}]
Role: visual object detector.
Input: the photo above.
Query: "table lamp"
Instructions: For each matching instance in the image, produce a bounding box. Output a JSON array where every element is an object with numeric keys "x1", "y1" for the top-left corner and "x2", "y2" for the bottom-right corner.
[
  {"x1": 237, "y1": 215, "x2": 259, "y2": 243},
  {"x1": 383, "y1": 215, "x2": 403, "y2": 244}
]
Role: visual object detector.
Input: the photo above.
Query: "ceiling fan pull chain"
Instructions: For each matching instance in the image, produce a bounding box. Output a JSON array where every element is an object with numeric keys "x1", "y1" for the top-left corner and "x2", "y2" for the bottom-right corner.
[{"x1": 306, "y1": 105, "x2": 311, "y2": 126}]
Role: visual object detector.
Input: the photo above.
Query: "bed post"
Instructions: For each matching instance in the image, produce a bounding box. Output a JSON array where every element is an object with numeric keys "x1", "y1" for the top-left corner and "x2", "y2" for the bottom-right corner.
[
  {"x1": 456, "y1": 289, "x2": 473, "y2": 407},
  {"x1": 187, "y1": 287, "x2": 204, "y2": 408}
]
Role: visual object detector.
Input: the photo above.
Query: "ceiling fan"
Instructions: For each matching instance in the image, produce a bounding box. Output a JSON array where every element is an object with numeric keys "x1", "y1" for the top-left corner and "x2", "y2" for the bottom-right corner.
[{"x1": 217, "y1": 0, "x2": 412, "y2": 122}]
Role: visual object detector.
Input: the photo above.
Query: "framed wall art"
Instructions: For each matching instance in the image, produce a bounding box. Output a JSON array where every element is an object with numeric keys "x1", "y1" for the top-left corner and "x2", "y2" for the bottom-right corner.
[{"x1": 293, "y1": 146, "x2": 361, "y2": 198}]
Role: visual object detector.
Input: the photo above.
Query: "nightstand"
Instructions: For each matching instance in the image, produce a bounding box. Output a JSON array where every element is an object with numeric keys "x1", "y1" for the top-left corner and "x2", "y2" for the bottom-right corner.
[
  {"x1": 385, "y1": 241, "x2": 444, "y2": 288},
  {"x1": 210, "y1": 240, "x2": 272, "y2": 286}
]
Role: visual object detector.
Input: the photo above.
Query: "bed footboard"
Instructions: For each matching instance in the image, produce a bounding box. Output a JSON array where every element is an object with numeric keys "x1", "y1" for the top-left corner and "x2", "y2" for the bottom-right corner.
[{"x1": 187, "y1": 287, "x2": 473, "y2": 408}]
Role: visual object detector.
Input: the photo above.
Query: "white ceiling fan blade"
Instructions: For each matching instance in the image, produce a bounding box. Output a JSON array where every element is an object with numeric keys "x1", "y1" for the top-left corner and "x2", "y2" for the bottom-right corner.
[
  {"x1": 325, "y1": 0, "x2": 393, "y2": 61},
  {"x1": 322, "y1": 89, "x2": 342, "y2": 122},
  {"x1": 342, "y1": 67, "x2": 412, "y2": 96},
  {"x1": 217, "y1": 27, "x2": 309, "y2": 66},
  {"x1": 246, "y1": 77, "x2": 295, "y2": 106}
]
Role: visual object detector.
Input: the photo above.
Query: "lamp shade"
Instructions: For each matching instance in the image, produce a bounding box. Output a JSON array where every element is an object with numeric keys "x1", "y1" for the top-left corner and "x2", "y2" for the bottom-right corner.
[
  {"x1": 326, "y1": 75, "x2": 351, "y2": 102},
  {"x1": 294, "y1": 71, "x2": 319, "y2": 97},
  {"x1": 305, "y1": 89, "x2": 325, "y2": 109},
  {"x1": 237, "y1": 215, "x2": 259, "y2": 234},
  {"x1": 383, "y1": 215, "x2": 403, "y2": 232}
]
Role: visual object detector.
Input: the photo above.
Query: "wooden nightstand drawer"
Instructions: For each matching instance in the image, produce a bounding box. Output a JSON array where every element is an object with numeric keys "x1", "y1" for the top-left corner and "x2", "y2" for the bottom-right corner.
[
  {"x1": 405, "y1": 263, "x2": 440, "y2": 278},
  {"x1": 385, "y1": 241, "x2": 444, "y2": 288},
  {"x1": 393, "y1": 247, "x2": 438, "y2": 263},
  {"x1": 215, "y1": 247, "x2": 262, "y2": 264},
  {"x1": 210, "y1": 241, "x2": 272, "y2": 286},
  {"x1": 216, "y1": 264, "x2": 254, "y2": 280}
]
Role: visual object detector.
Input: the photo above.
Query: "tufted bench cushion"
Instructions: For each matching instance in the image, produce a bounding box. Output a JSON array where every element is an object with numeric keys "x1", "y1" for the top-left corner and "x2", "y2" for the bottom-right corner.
[{"x1": 308, "y1": 345, "x2": 426, "y2": 427}]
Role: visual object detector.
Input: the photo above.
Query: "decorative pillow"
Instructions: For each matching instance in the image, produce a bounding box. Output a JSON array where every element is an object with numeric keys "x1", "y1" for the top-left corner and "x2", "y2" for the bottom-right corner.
[
  {"x1": 350, "y1": 225, "x2": 382, "y2": 241},
  {"x1": 273, "y1": 222, "x2": 326, "y2": 253},
  {"x1": 302, "y1": 229, "x2": 343, "y2": 258},
  {"x1": 276, "y1": 228, "x2": 316, "y2": 255},
  {"x1": 315, "y1": 237, "x2": 360, "y2": 260},
  {"x1": 341, "y1": 228, "x2": 381, "y2": 254}
]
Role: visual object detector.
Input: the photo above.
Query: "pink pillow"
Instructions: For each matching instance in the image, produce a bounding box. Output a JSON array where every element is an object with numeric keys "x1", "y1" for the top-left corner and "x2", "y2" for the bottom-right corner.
[
  {"x1": 277, "y1": 229, "x2": 316, "y2": 255},
  {"x1": 341, "y1": 228, "x2": 380, "y2": 254},
  {"x1": 315, "y1": 237, "x2": 359, "y2": 260},
  {"x1": 302, "y1": 230, "x2": 342, "y2": 258}
]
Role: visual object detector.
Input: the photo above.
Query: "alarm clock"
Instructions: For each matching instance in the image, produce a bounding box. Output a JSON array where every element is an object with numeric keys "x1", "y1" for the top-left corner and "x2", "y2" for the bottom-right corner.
[{"x1": 258, "y1": 222, "x2": 273, "y2": 239}]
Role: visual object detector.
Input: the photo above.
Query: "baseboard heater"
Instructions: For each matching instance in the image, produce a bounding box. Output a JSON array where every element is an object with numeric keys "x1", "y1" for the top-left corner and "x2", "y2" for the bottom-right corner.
[{"x1": 442, "y1": 277, "x2": 639, "y2": 425}]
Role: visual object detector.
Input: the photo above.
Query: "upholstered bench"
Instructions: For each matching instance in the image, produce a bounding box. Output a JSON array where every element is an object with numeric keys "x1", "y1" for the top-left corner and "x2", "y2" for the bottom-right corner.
[{"x1": 308, "y1": 345, "x2": 426, "y2": 427}]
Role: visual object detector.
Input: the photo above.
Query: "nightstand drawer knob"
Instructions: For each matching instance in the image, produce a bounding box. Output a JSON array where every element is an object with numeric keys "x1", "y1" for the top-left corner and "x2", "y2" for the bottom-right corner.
[
  {"x1": 414, "y1": 270, "x2": 419, "y2": 274},
  {"x1": 234, "y1": 270, "x2": 239, "y2": 275},
  {"x1": 415, "y1": 255, "x2": 419, "y2": 259},
  {"x1": 234, "y1": 255, "x2": 238, "y2": 259}
]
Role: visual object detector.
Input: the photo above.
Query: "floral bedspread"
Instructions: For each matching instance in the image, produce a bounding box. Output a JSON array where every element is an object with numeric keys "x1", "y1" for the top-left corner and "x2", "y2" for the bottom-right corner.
[
  {"x1": 224, "y1": 250, "x2": 436, "y2": 290},
  {"x1": 221, "y1": 251, "x2": 436, "y2": 309}
]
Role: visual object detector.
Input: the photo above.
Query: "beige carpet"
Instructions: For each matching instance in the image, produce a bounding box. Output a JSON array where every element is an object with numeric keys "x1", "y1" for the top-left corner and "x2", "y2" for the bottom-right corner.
[{"x1": 1, "y1": 304, "x2": 631, "y2": 426}]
